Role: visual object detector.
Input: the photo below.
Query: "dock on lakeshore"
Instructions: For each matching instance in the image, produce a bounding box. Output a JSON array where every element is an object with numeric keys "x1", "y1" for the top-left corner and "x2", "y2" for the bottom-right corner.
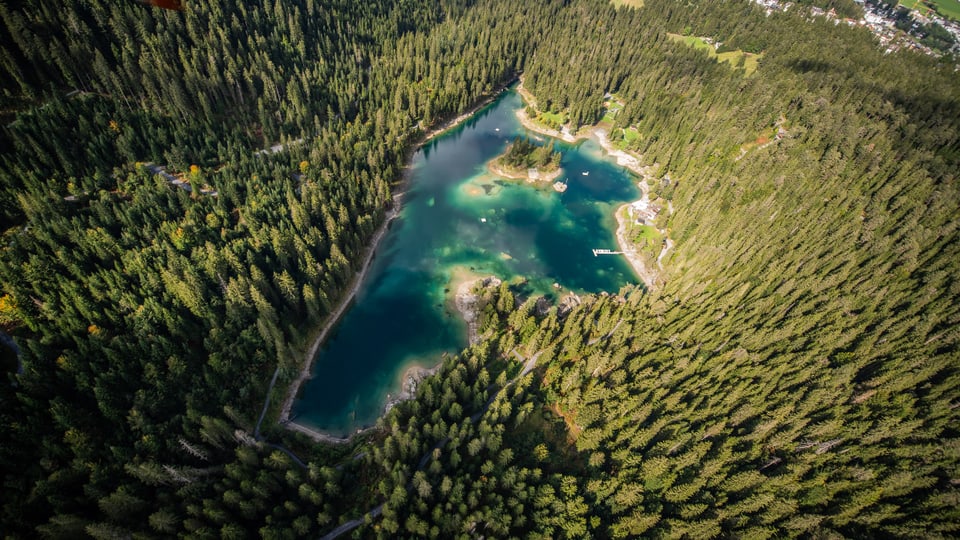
[{"x1": 592, "y1": 248, "x2": 624, "y2": 256}]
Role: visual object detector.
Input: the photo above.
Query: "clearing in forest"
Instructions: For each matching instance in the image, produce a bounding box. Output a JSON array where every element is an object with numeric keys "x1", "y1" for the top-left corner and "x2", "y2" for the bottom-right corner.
[
  {"x1": 611, "y1": 0, "x2": 645, "y2": 8},
  {"x1": 537, "y1": 109, "x2": 567, "y2": 129},
  {"x1": 900, "y1": 0, "x2": 960, "y2": 21},
  {"x1": 667, "y1": 33, "x2": 762, "y2": 76}
]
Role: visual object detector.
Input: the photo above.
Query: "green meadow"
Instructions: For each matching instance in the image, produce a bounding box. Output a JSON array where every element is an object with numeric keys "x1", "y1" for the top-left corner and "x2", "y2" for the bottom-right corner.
[
  {"x1": 611, "y1": 0, "x2": 645, "y2": 8},
  {"x1": 901, "y1": 0, "x2": 960, "y2": 21},
  {"x1": 667, "y1": 33, "x2": 762, "y2": 76}
]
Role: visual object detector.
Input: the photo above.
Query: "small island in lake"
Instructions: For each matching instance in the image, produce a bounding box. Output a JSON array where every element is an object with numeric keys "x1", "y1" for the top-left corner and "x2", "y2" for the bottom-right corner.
[{"x1": 487, "y1": 136, "x2": 563, "y2": 183}]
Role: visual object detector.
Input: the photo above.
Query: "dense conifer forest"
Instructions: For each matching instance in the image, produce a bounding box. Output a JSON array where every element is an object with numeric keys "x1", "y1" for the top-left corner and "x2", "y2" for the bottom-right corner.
[{"x1": 0, "y1": 0, "x2": 957, "y2": 537}]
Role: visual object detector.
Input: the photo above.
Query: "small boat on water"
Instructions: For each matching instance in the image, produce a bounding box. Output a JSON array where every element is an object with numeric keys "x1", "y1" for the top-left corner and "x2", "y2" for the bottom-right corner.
[{"x1": 582, "y1": 171, "x2": 590, "y2": 176}]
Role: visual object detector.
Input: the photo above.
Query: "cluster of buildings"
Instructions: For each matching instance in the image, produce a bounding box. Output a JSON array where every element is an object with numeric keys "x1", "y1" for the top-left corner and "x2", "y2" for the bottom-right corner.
[
  {"x1": 752, "y1": 0, "x2": 959, "y2": 58},
  {"x1": 629, "y1": 198, "x2": 659, "y2": 226}
]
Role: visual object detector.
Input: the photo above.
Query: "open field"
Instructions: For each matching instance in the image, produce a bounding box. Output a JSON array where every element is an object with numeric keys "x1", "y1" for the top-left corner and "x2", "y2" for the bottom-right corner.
[
  {"x1": 611, "y1": 0, "x2": 644, "y2": 8},
  {"x1": 667, "y1": 33, "x2": 762, "y2": 76},
  {"x1": 901, "y1": 0, "x2": 960, "y2": 21},
  {"x1": 601, "y1": 103, "x2": 622, "y2": 123},
  {"x1": 536, "y1": 110, "x2": 566, "y2": 129},
  {"x1": 676, "y1": 34, "x2": 714, "y2": 52}
]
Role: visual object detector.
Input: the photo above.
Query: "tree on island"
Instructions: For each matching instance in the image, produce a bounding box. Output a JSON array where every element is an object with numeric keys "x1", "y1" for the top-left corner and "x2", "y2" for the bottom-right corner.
[{"x1": 502, "y1": 137, "x2": 561, "y2": 171}]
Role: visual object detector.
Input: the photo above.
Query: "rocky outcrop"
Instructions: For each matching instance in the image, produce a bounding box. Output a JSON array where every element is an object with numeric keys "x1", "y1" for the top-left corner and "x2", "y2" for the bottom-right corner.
[{"x1": 455, "y1": 276, "x2": 502, "y2": 345}]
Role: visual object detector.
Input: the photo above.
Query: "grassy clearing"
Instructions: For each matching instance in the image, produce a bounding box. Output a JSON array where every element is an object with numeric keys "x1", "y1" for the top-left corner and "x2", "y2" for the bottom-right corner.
[
  {"x1": 536, "y1": 110, "x2": 566, "y2": 129},
  {"x1": 678, "y1": 34, "x2": 714, "y2": 52},
  {"x1": 718, "y1": 50, "x2": 761, "y2": 75},
  {"x1": 611, "y1": 0, "x2": 644, "y2": 8},
  {"x1": 626, "y1": 220, "x2": 663, "y2": 259},
  {"x1": 520, "y1": 85, "x2": 570, "y2": 131},
  {"x1": 546, "y1": 403, "x2": 583, "y2": 444},
  {"x1": 601, "y1": 109, "x2": 619, "y2": 123},
  {"x1": 900, "y1": 0, "x2": 927, "y2": 12},
  {"x1": 632, "y1": 224, "x2": 662, "y2": 242},
  {"x1": 667, "y1": 33, "x2": 762, "y2": 76},
  {"x1": 901, "y1": 0, "x2": 960, "y2": 21},
  {"x1": 512, "y1": 402, "x2": 583, "y2": 459},
  {"x1": 931, "y1": 0, "x2": 960, "y2": 19},
  {"x1": 601, "y1": 101, "x2": 623, "y2": 124},
  {"x1": 606, "y1": 126, "x2": 640, "y2": 150},
  {"x1": 740, "y1": 116, "x2": 789, "y2": 155}
]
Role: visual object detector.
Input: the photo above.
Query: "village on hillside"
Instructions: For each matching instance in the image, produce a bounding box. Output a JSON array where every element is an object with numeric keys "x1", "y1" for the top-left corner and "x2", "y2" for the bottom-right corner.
[{"x1": 752, "y1": 0, "x2": 960, "y2": 57}]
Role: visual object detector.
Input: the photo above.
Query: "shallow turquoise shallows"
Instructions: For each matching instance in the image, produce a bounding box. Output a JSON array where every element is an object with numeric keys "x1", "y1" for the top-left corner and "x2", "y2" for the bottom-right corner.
[{"x1": 293, "y1": 88, "x2": 640, "y2": 436}]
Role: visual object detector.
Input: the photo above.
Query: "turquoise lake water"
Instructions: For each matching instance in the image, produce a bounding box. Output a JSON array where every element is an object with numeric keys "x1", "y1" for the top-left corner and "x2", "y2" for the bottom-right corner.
[{"x1": 293, "y1": 88, "x2": 640, "y2": 436}]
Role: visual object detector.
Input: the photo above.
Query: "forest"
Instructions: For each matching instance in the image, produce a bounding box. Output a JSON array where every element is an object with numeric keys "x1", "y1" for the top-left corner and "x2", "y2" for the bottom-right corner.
[{"x1": 0, "y1": 0, "x2": 957, "y2": 537}]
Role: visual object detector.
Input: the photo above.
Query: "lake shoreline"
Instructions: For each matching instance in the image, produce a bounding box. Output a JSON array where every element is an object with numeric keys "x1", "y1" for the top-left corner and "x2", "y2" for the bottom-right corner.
[
  {"x1": 614, "y1": 202, "x2": 660, "y2": 290},
  {"x1": 515, "y1": 77, "x2": 668, "y2": 290},
  {"x1": 486, "y1": 157, "x2": 563, "y2": 184},
  {"x1": 276, "y1": 79, "x2": 519, "y2": 444},
  {"x1": 277, "y1": 193, "x2": 401, "y2": 444},
  {"x1": 383, "y1": 363, "x2": 440, "y2": 415},
  {"x1": 454, "y1": 274, "x2": 501, "y2": 346},
  {"x1": 597, "y1": 130, "x2": 666, "y2": 291},
  {"x1": 279, "y1": 77, "x2": 660, "y2": 443}
]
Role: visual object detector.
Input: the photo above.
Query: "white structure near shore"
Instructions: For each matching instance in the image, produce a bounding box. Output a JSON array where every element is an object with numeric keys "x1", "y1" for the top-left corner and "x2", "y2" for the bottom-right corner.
[{"x1": 629, "y1": 198, "x2": 659, "y2": 225}]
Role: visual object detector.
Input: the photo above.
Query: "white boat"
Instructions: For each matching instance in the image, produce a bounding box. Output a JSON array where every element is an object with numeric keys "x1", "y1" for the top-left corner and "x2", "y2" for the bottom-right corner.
[{"x1": 582, "y1": 171, "x2": 589, "y2": 176}]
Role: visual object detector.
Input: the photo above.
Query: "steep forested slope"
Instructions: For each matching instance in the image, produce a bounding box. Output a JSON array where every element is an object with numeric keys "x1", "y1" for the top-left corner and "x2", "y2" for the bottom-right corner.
[
  {"x1": 370, "y1": 1, "x2": 960, "y2": 537},
  {"x1": 0, "y1": 0, "x2": 550, "y2": 535},
  {"x1": 375, "y1": 2, "x2": 960, "y2": 537},
  {"x1": 0, "y1": 0, "x2": 957, "y2": 537}
]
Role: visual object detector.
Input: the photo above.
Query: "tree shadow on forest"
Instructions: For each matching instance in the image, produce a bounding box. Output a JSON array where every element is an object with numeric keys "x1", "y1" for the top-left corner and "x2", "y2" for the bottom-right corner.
[{"x1": 783, "y1": 56, "x2": 960, "y2": 172}]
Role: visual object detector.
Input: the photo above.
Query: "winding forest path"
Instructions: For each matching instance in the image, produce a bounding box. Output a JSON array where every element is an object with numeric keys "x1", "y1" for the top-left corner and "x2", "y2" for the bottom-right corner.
[
  {"x1": 588, "y1": 320, "x2": 624, "y2": 346},
  {"x1": 470, "y1": 350, "x2": 541, "y2": 423},
  {"x1": 318, "y1": 505, "x2": 384, "y2": 540},
  {"x1": 252, "y1": 366, "x2": 309, "y2": 469}
]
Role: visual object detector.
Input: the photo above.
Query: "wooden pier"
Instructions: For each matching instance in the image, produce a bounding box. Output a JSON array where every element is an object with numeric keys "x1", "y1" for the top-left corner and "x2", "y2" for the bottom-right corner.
[{"x1": 592, "y1": 249, "x2": 624, "y2": 256}]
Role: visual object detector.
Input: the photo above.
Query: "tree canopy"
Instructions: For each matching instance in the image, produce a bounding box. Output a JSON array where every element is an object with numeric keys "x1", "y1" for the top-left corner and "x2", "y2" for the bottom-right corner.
[{"x1": 0, "y1": 0, "x2": 957, "y2": 537}]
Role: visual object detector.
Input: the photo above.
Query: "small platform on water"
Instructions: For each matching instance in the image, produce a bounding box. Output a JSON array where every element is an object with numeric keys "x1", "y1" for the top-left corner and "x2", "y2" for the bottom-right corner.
[{"x1": 592, "y1": 248, "x2": 624, "y2": 256}]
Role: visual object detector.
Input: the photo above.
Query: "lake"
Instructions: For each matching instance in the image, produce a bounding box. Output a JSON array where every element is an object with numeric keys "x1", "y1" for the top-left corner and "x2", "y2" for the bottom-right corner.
[{"x1": 292, "y1": 87, "x2": 640, "y2": 436}]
